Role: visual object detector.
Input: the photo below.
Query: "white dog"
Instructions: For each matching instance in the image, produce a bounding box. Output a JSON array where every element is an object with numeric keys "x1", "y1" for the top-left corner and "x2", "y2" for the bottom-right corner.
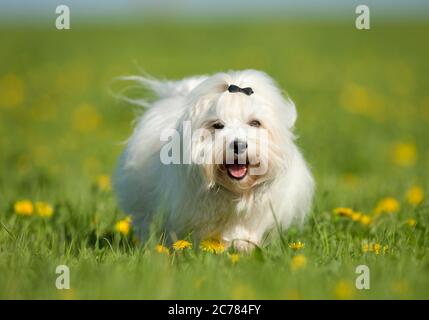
[{"x1": 115, "y1": 70, "x2": 314, "y2": 251}]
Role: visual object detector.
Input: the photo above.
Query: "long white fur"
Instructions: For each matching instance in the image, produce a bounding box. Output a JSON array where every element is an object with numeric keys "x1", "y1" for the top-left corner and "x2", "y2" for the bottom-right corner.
[{"x1": 115, "y1": 69, "x2": 314, "y2": 251}]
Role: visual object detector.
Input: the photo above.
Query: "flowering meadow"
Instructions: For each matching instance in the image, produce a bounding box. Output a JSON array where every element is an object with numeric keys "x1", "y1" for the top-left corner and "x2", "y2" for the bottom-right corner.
[{"x1": 0, "y1": 22, "x2": 428, "y2": 299}]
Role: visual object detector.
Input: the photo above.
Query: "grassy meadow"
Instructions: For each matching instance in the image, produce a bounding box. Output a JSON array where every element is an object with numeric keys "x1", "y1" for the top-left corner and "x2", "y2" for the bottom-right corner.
[{"x1": 0, "y1": 21, "x2": 429, "y2": 299}]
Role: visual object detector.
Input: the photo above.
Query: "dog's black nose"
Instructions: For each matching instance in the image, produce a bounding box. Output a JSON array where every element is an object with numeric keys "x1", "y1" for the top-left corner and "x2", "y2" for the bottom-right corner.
[{"x1": 231, "y1": 139, "x2": 248, "y2": 154}]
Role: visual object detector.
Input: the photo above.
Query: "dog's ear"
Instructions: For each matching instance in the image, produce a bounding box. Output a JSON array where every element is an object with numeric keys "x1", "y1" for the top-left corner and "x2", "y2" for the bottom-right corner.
[{"x1": 284, "y1": 97, "x2": 297, "y2": 129}]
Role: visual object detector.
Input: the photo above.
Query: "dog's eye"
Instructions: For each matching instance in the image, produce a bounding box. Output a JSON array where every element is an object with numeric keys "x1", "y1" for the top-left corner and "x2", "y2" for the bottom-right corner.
[
  {"x1": 249, "y1": 120, "x2": 261, "y2": 127},
  {"x1": 213, "y1": 122, "x2": 225, "y2": 130}
]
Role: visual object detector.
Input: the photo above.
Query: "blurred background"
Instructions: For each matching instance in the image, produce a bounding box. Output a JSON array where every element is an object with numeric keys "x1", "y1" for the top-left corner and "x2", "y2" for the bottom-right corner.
[
  {"x1": 0, "y1": 0, "x2": 429, "y2": 299},
  {"x1": 2, "y1": 0, "x2": 429, "y2": 23},
  {"x1": 1, "y1": 0, "x2": 428, "y2": 202}
]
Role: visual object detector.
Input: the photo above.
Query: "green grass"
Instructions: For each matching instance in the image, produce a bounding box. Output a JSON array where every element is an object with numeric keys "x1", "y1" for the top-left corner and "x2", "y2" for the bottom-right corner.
[{"x1": 1, "y1": 21, "x2": 429, "y2": 299}]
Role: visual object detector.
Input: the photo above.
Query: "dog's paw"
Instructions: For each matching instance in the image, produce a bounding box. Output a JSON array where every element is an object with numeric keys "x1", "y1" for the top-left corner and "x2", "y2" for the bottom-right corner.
[{"x1": 230, "y1": 239, "x2": 257, "y2": 253}]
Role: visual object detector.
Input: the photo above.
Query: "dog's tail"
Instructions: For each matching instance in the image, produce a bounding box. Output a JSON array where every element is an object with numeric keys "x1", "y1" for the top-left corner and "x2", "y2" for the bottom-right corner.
[{"x1": 112, "y1": 74, "x2": 208, "y2": 108}]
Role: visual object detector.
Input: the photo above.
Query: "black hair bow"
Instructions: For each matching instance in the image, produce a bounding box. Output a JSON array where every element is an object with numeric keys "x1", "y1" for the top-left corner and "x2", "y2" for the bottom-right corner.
[{"x1": 227, "y1": 84, "x2": 254, "y2": 96}]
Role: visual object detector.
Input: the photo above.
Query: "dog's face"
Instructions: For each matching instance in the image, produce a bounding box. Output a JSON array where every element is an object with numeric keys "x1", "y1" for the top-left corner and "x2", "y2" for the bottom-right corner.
[{"x1": 185, "y1": 71, "x2": 297, "y2": 194}]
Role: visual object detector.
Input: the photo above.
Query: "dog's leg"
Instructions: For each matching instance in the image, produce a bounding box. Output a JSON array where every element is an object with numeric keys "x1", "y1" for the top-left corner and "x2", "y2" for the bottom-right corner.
[{"x1": 222, "y1": 225, "x2": 261, "y2": 253}]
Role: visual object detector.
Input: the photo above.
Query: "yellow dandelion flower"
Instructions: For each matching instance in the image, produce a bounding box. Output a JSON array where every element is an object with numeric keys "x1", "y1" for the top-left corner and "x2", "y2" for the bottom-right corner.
[
  {"x1": 59, "y1": 288, "x2": 77, "y2": 300},
  {"x1": 35, "y1": 201, "x2": 54, "y2": 218},
  {"x1": 200, "y1": 239, "x2": 225, "y2": 254},
  {"x1": 374, "y1": 197, "x2": 400, "y2": 215},
  {"x1": 155, "y1": 244, "x2": 170, "y2": 255},
  {"x1": 72, "y1": 103, "x2": 102, "y2": 133},
  {"x1": 391, "y1": 280, "x2": 409, "y2": 295},
  {"x1": 362, "y1": 242, "x2": 388, "y2": 255},
  {"x1": 290, "y1": 254, "x2": 307, "y2": 270},
  {"x1": 333, "y1": 207, "x2": 354, "y2": 217},
  {"x1": 97, "y1": 174, "x2": 112, "y2": 192},
  {"x1": 362, "y1": 243, "x2": 370, "y2": 253},
  {"x1": 392, "y1": 142, "x2": 417, "y2": 167},
  {"x1": 115, "y1": 217, "x2": 132, "y2": 235},
  {"x1": 289, "y1": 241, "x2": 305, "y2": 251},
  {"x1": 406, "y1": 186, "x2": 424, "y2": 206},
  {"x1": 351, "y1": 212, "x2": 362, "y2": 221},
  {"x1": 0, "y1": 73, "x2": 24, "y2": 108},
  {"x1": 407, "y1": 218, "x2": 417, "y2": 227},
  {"x1": 339, "y1": 83, "x2": 385, "y2": 120},
  {"x1": 229, "y1": 253, "x2": 240, "y2": 264},
  {"x1": 359, "y1": 214, "x2": 372, "y2": 226},
  {"x1": 334, "y1": 281, "x2": 354, "y2": 299},
  {"x1": 173, "y1": 240, "x2": 192, "y2": 251},
  {"x1": 373, "y1": 243, "x2": 382, "y2": 255},
  {"x1": 14, "y1": 200, "x2": 34, "y2": 216},
  {"x1": 232, "y1": 284, "x2": 256, "y2": 299},
  {"x1": 285, "y1": 289, "x2": 301, "y2": 300},
  {"x1": 194, "y1": 278, "x2": 205, "y2": 289}
]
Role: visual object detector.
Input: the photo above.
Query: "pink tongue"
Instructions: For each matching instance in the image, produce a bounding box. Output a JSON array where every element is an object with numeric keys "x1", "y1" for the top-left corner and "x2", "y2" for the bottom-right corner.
[{"x1": 228, "y1": 164, "x2": 247, "y2": 178}]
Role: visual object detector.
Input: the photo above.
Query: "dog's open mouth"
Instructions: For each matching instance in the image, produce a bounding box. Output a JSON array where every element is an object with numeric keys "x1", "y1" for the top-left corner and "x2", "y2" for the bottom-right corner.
[{"x1": 226, "y1": 162, "x2": 248, "y2": 180}]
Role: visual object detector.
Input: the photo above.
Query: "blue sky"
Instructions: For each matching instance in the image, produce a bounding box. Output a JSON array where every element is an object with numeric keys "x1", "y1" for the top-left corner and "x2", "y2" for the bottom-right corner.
[{"x1": 0, "y1": 0, "x2": 428, "y2": 22}]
